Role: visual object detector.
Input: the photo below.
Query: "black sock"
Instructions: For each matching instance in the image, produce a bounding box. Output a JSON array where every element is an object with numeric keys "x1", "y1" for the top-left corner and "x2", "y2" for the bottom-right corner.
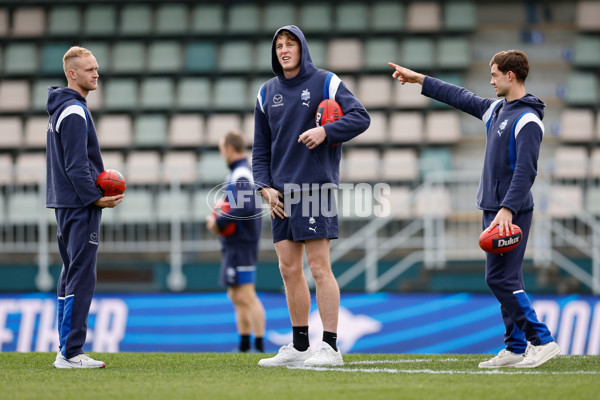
[
  {"x1": 240, "y1": 335, "x2": 250, "y2": 352},
  {"x1": 323, "y1": 331, "x2": 337, "y2": 351},
  {"x1": 292, "y1": 326, "x2": 309, "y2": 352},
  {"x1": 255, "y1": 337, "x2": 264, "y2": 353}
]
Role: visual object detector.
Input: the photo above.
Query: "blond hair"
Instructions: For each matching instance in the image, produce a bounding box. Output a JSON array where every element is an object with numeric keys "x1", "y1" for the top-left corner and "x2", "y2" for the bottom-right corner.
[{"x1": 63, "y1": 46, "x2": 93, "y2": 76}]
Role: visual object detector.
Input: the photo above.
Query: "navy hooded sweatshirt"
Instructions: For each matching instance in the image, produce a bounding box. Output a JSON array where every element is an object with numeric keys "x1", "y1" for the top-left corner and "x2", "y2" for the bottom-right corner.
[
  {"x1": 46, "y1": 87, "x2": 103, "y2": 208},
  {"x1": 252, "y1": 25, "x2": 370, "y2": 194},
  {"x1": 421, "y1": 77, "x2": 545, "y2": 214}
]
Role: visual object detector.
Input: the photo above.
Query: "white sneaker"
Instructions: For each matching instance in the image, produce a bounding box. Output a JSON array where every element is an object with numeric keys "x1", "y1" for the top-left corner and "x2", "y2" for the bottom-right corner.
[
  {"x1": 303, "y1": 341, "x2": 344, "y2": 367},
  {"x1": 478, "y1": 349, "x2": 525, "y2": 368},
  {"x1": 53, "y1": 353, "x2": 106, "y2": 369},
  {"x1": 515, "y1": 341, "x2": 560, "y2": 368},
  {"x1": 258, "y1": 343, "x2": 313, "y2": 367}
]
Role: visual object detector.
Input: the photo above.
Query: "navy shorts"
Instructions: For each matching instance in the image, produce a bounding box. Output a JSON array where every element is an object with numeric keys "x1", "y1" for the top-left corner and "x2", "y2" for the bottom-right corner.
[
  {"x1": 271, "y1": 188, "x2": 338, "y2": 243},
  {"x1": 219, "y1": 246, "x2": 258, "y2": 287}
]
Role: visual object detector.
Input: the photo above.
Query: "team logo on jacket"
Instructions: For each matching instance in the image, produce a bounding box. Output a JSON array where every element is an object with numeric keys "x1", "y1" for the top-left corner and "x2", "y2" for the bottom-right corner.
[
  {"x1": 272, "y1": 94, "x2": 284, "y2": 108},
  {"x1": 301, "y1": 89, "x2": 310, "y2": 107},
  {"x1": 497, "y1": 119, "x2": 508, "y2": 136}
]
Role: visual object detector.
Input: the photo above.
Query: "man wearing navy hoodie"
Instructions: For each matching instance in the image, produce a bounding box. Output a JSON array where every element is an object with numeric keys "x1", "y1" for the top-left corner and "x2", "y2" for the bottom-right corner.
[
  {"x1": 254, "y1": 26, "x2": 370, "y2": 367},
  {"x1": 47, "y1": 46, "x2": 123, "y2": 368},
  {"x1": 389, "y1": 50, "x2": 559, "y2": 368}
]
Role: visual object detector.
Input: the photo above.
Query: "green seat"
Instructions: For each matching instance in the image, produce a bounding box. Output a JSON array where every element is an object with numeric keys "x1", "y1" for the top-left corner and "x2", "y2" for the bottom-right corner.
[
  {"x1": 133, "y1": 115, "x2": 168, "y2": 147},
  {"x1": 192, "y1": 189, "x2": 213, "y2": 221},
  {"x1": 306, "y1": 39, "x2": 326, "y2": 68},
  {"x1": 585, "y1": 187, "x2": 600, "y2": 216},
  {"x1": 437, "y1": 37, "x2": 470, "y2": 69},
  {"x1": 104, "y1": 78, "x2": 138, "y2": 111},
  {"x1": 148, "y1": 41, "x2": 181, "y2": 73},
  {"x1": 227, "y1": 4, "x2": 260, "y2": 33},
  {"x1": 248, "y1": 77, "x2": 269, "y2": 108},
  {"x1": 120, "y1": 4, "x2": 152, "y2": 36},
  {"x1": 84, "y1": 5, "x2": 116, "y2": 36},
  {"x1": 48, "y1": 6, "x2": 81, "y2": 35},
  {"x1": 565, "y1": 73, "x2": 598, "y2": 105},
  {"x1": 263, "y1": 4, "x2": 295, "y2": 32},
  {"x1": 419, "y1": 148, "x2": 453, "y2": 178},
  {"x1": 111, "y1": 42, "x2": 145, "y2": 73},
  {"x1": 371, "y1": 2, "x2": 404, "y2": 32},
  {"x1": 8, "y1": 192, "x2": 40, "y2": 224},
  {"x1": 573, "y1": 35, "x2": 600, "y2": 67},
  {"x1": 40, "y1": 42, "x2": 71, "y2": 74},
  {"x1": 220, "y1": 42, "x2": 252, "y2": 72},
  {"x1": 299, "y1": 4, "x2": 332, "y2": 33},
  {"x1": 191, "y1": 4, "x2": 223, "y2": 34},
  {"x1": 32, "y1": 79, "x2": 62, "y2": 111},
  {"x1": 185, "y1": 42, "x2": 216, "y2": 73},
  {"x1": 4, "y1": 43, "x2": 38, "y2": 75},
  {"x1": 365, "y1": 38, "x2": 397, "y2": 71},
  {"x1": 140, "y1": 78, "x2": 174, "y2": 109},
  {"x1": 336, "y1": 3, "x2": 368, "y2": 33},
  {"x1": 79, "y1": 42, "x2": 110, "y2": 70},
  {"x1": 118, "y1": 189, "x2": 154, "y2": 223},
  {"x1": 444, "y1": 1, "x2": 477, "y2": 31},
  {"x1": 401, "y1": 38, "x2": 434, "y2": 69},
  {"x1": 198, "y1": 152, "x2": 228, "y2": 184},
  {"x1": 156, "y1": 4, "x2": 188, "y2": 34},
  {"x1": 254, "y1": 40, "x2": 273, "y2": 73},
  {"x1": 157, "y1": 191, "x2": 191, "y2": 223},
  {"x1": 214, "y1": 79, "x2": 247, "y2": 110},
  {"x1": 176, "y1": 78, "x2": 211, "y2": 110}
]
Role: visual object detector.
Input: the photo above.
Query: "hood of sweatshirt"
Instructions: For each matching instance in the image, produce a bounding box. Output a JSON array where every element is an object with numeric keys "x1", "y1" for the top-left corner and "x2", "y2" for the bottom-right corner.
[
  {"x1": 46, "y1": 86, "x2": 87, "y2": 115},
  {"x1": 271, "y1": 25, "x2": 317, "y2": 85}
]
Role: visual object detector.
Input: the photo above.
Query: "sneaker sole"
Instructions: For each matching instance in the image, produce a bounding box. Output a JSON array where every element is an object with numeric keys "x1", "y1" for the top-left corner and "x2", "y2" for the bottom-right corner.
[
  {"x1": 478, "y1": 361, "x2": 522, "y2": 369},
  {"x1": 258, "y1": 360, "x2": 307, "y2": 368},
  {"x1": 515, "y1": 345, "x2": 560, "y2": 368},
  {"x1": 303, "y1": 360, "x2": 344, "y2": 367}
]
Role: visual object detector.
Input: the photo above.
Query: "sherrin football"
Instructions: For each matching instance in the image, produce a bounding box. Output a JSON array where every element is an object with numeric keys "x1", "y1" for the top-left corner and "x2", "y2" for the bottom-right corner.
[
  {"x1": 96, "y1": 169, "x2": 126, "y2": 197},
  {"x1": 479, "y1": 225, "x2": 522, "y2": 255},
  {"x1": 213, "y1": 199, "x2": 237, "y2": 237},
  {"x1": 315, "y1": 99, "x2": 343, "y2": 127}
]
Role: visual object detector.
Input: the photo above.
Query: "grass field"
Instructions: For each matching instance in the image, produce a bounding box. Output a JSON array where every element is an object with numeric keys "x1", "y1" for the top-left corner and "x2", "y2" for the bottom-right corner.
[{"x1": 1, "y1": 352, "x2": 599, "y2": 400}]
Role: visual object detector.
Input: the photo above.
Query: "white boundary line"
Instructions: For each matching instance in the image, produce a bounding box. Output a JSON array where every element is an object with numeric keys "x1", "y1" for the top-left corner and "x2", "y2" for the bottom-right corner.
[
  {"x1": 347, "y1": 358, "x2": 481, "y2": 365},
  {"x1": 288, "y1": 366, "x2": 600, "y2": 375}
]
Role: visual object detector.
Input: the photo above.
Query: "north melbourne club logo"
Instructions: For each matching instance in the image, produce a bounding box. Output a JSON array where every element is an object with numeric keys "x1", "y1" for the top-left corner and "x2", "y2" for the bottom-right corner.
[
  {"x1": 497, "y1": 119, "x2": 508, "y2": 136},
  {"x1": 89, "y1": 232, "x2": 99, "y2": 245},
  {"x1": 301, "y1": 89, "x2": 310, "y2": 107}
]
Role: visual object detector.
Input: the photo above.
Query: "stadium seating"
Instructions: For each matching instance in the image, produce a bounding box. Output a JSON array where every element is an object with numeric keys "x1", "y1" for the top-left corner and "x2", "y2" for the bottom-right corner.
[
  {"x1": 559, "y1": 109, "x2": 595, "y2": 142},
  {"x1": 552, "y1": 146, "x2": 588, "y2": 180},
  {"x1": 336, "y1": 3, "x2": 369, "y2": 33},
  {"x1": 585, "y1": 187, "x2": 600, "y2": 216},
  {"x1": 111, "y1": 42, "x2": 145, "y2": 73},
  {"x1": 0, "y1": 117, "x2": 23, "y2": 149},
  {"x1": 140, "y1": 78, "x2": 174, "y2": 110},
  {"x1": 83, "y1": 5, "x2": 116, "y2": 36},
  {"x1": 425, "y1": 112, "x2": 461, "y2": 143},
  {"x1": 104, "y1": 79, "x2": 138, "y2": 111},
  {"x1": 389, "y1": 112, "x2": 424, "y2": 144},
  {"x1": 327, "y1": 39, "x2": 363, "y2": 72},
  {"x1": 7, "y1": 191, "x2": 40, "y2": 224},
  {"x1": 299, "y1": 4, "x2": 332, "y2": 33},
  {"x1": 575, "y1": 1, "x2": 600, "y2": 31},
  {"x1": 162, "y1": 151, "x2": 198, "y2": 185},
  {"x1": 148, "y1": 42, "x2": 182, "y2": 73},
  {"x1": 381, "y1": 149, "x2": 419, "y2": 182},
  {"x1": 14, "y1": 153, "x2": 45, "y2": 184},
  {"x1": 169, "y1": 115, "x2": 205, "y2": 147},
  {"x1": 549, "y1": 184, "x2": 583, "y2": 218},
  {"x1": 23, "y1": 117, "x2": 48, "y2": 149},
  {"x1": 176, "y1": 78, "x2": 211, "y2": 110},
  {"x1": 565, "y1": 73, "x2": 598, "y2": 105},
  {"x1": 341, "y1": 149, "x2": 380, "y2": 182},
  {"x1": 0, "y1": 154, "x2": 12, "y2": 184},
  {"x1": 573, "y1": 35, "x2": 600, "y2": 67},
  {"x1": 364, "y1": 39, "x2": 397, "y2": 71},
  {"x1": 263, "y1": 4, "x2": 295, "y2": 33},
  {"x1": 133, "y1": 115, "x2": 168, "y2": 148},
  {"x1": 420, "y1": 148, "x2": 454, "y2": 178},
  {"x1": 126, "y1": 151, "x2": 161, "y2": 184},
  {"x1": 97, "y1": 115, "x2": 133, "y2": 149},
  {"x1": 352, "y1": 112, "x2": 387, "y2": 145},
  {"x1": 358, "y1": 76, "x2": 392, "y2": 108},
  {"x1": 0, "y1": 81, "x2": 30, "y2": 111},
  {"x1": 156, "y1": 3, "x2": 188, "y2": 35},
  {"x1": 371, "y1": 2, "x2": 405, "y2": 32},
  {"x1": 198, "y1": 152, "x2": 229, "y2": 184},
  {"x1": 0, "y1": 9, "x2": 9, "y2": 37},
  {"x1": 185, "y1": 42, "x2": 217, "y2": 73},
  {"x1": 4, "y1": 43, "x2": 38, "y2": 75},
  {"x1": 228, "y1": 3, "x2": 260, "y2": 33},
  {"x1": 406, "y1": 2, "x2": 442, "y2": 32},
  {"x1": 120, "y1": 4, "x2": 152, "y2": 36},
  {"x1": 444, "y1": 1, "x2": 477, "y2": 31},
  {"x1": 11, "y1": 7, "x2": 45, "y2": 37}
]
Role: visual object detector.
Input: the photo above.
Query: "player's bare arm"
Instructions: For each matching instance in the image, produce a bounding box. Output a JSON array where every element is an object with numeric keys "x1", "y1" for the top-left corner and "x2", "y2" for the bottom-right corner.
[
  {"x1": 260, "y1": 187, "x2": 287, "y2": 219},
  {"x1": 205, "y1": 214, "x2": 221, "y2": 235},
  {"x1": 387, "y1": 62, "x2": 425, "y2": 85},
  {"x1": 298, "y1": 126, "x2": 327, "y2": 150},
  {"x1": 94, "y1": 194, "x2": 124, "y2": 208}
]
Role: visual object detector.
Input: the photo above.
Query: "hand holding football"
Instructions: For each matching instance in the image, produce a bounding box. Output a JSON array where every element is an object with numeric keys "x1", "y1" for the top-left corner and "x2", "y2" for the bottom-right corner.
[
  {"x1": 479, "y1": 225, "x2": 522, "y2": 254},
  {"x1": 96, "y1": 169, "x2": 126, "y2": 197}
]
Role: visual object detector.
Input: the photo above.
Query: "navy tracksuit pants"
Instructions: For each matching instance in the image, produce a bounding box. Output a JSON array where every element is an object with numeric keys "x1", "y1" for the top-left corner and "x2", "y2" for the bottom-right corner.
[
  {"x1": 55, "y1": 205, "x2": 102, "y2": 359},
  {"x1": 483, "y1": 210, "x2": 554, "y2": 354}
]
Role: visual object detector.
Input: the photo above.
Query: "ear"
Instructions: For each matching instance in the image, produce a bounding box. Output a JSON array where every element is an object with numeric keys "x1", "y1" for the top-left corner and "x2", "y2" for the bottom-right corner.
[{"x1": 507, "y1": 71, "x2": 515, "y2": 82}]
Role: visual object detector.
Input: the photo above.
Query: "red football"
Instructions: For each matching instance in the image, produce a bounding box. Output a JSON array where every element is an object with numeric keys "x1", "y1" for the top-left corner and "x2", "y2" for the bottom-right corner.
[
  {"x1": 96, "y1": 169, "x2": 126, "y2": 197},
  {"x1": 213, "y1": 199, "x2": 236, "y2": 237},
  {"x1": 315, "y1": 99, "x2": 344, "y2": 127},
  {"x1": 479, "y1": 225, "x2": 522, "y2": 255}
]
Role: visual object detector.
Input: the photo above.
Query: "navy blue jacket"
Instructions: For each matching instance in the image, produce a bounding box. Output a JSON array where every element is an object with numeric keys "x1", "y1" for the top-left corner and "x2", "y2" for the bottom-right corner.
[
  {"x1": 252, "y1": 25, "x2": 370, "y2": 193},
  {"x1": 421, "y1": 77, "x2": 545, "y2": 214},
  {"x1": 216, "y1": 158, "x2": 262, "y2": 249},
  {"x1": 46, "y1": 87, "x2": 104, "y2": 208}
]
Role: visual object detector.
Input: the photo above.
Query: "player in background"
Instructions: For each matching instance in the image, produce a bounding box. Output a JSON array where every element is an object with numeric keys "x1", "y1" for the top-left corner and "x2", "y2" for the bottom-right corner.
[
  {"x1": 47, "y1": 46, "x2": 123, "y2": 368},
  {"x1": 206, "y1": 131, "x2": 266, "y2": 353},
  {"x1": 388, "y1": 50, "x2": 560, "y2": 368},
  {"x1": 253, "y1": 26, "x2": 370, "y2": 367}
]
